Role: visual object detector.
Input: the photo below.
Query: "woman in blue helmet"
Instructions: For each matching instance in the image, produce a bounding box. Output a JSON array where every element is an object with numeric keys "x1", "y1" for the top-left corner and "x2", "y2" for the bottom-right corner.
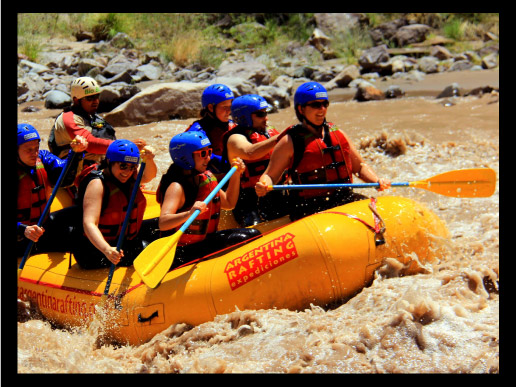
[
  {"x1": 185, "y1": 83, "x2": 236, "y2": 175},
  {"x1": 72, "y1": 139, "x2": 158, "y2": 269},
  {"x1": 255, "y1": 82, "x2": 391, "y2": 221},
  {"x1": 222, "y1": 94, "x2": 289, "y2": 226},
  {"x1": 156, "y1": 131, "x2": 261, "y2": 270},
  {"x1": 16, "y1": 123, "x2": 88, "y2": 257}
]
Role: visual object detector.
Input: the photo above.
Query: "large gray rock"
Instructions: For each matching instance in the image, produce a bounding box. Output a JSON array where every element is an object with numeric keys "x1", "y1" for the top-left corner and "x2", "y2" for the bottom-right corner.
[
  {"x1": 314, "y1": 13, "x2": 366, "y2": 36},
  {"x1": 394, "y1": 24, "x2": 432, "y2": 47},
  {"x1": 256, "y1": 85, "x2": 290, "y2": 110},
  {"x1": 418, "y1": 56, "x2": 439, "y2": 74},
  {"x1": 217, "y1": 60, "x2": 271, "y2": 86},
  {"x1": 324, "y1": 64, "x2": 361, "y2": 90},
  {"x1": 102, "y1": 54, "x2": 138, "y2": 78},
  {"x1": 103, "y1": 82, "x2": 209, "y2": 126},
  {"x1": 369, "y1": 18, "x2": 408, "y2": 45},
  {"x1": 358, "y1": 45, "x2": 390, "y2": 72},
  {"x1": 44, "y1": 90, "x2": 72, "y2": 109}
]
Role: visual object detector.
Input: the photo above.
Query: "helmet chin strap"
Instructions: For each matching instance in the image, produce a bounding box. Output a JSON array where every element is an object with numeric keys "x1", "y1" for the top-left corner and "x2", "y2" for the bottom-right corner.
[
  {"x1": 302, "y1": 116, "x2": 327, "y2": 132},
  {"x1": 207, "y1": 104, "x2": 229, "y2": 126}
]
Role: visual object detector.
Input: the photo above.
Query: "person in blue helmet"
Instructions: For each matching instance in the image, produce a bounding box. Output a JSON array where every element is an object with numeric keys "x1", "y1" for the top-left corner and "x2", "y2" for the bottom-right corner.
[
  {"x1": 72, "y1": 139, "x2": 158, "y2": 269},
  {"x1": 16, "y1": 123, "x2": 88, "y2": 257},
  {"x1": 156, "y1": 131, "x2": 261, "y2": 270},
  {"x1": 222, "y1": 94, "x2": 289, "y2": 226},
  {"x1": 255, "y1": 81, "x2": 391, "y2": 221},
  {"x1": 185, "y1": 83, "x2": 236, "y2": 175}
]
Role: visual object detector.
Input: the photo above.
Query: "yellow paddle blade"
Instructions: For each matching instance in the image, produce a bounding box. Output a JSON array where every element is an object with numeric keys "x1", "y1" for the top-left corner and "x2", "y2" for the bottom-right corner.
[
  {"x1": 133, "y1": 231, "x2": 183, "y2": 288},
  {"x1": 410, "y1": 168, "x2": 496, "y2": 198},
  {"x1": 142, "y1": 191, "x2": 161, "y2": 220}
]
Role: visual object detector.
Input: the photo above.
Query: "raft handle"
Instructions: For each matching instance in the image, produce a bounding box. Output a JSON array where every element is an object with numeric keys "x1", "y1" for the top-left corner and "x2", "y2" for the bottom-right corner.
[
  {"x1": 138, "y1": 310, "x2": 159, "y2": 323},
  {"x1": 367, "y1": 198, "x2": 386, "y2": 246}
]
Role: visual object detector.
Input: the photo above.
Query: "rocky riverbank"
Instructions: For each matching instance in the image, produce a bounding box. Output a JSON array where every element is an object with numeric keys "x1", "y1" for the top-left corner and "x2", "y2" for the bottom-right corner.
[{"x1": 18, "y1": 13, "x2": 499, "y2": 127}]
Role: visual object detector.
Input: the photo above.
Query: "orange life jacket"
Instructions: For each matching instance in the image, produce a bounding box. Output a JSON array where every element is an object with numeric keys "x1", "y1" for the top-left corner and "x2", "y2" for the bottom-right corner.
[
  {"x1": 95, "y1": 175, "x2": 146, "y2": 243},
  {"x1": 286, "y1": 122, "x2": 353, "y2": 198},
  {"x1": 17, "y1": 159, "x2": 52, "y2": 225},
  {"x1": 175, "y1": 171, "x2": 221, "y2": 246}
]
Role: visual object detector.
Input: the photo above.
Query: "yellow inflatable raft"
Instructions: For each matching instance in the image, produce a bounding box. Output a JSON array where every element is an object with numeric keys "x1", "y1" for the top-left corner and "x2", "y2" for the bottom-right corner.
[{"x1": 18, "y1": 196, "x2": 449, "y2": 346}]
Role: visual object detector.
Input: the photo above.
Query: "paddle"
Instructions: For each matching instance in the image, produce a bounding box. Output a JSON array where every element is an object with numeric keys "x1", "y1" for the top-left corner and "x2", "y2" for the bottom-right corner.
[
  {"x1": 268, "y1": 168, "x2": 496, "y2": 198},
  {"x1": 134, "y1": 165, "x2": 238, "y2": 289},
  {"x1": 103, "y1": 161, "x2": 146, "y2": 299},
  {"x1": 18, "y1": 150, "x2": 77, "y2": 274}
]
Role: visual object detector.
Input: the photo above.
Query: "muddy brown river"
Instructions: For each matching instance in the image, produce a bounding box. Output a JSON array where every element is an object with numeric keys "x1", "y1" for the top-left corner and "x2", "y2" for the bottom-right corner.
[{"x1": 16, "y1": 69, "x2": 499, "y2": 373}]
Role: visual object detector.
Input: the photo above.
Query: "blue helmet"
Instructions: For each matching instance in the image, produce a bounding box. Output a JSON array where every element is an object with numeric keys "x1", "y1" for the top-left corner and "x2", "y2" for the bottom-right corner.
[
  {"x1": 231, "y1": 94, "x2": 272, "y2": 127},
  {"x1": 17, "y1": 123, "x2": 41, "y2": 146},
  {"x1": 106, "y1": 139, "x2": 140, "y2": 164},
  {"x1": 201, "y1": 84, "x2": 234, "y2": 108},
  {"x1": 294, "y1": 82, "x2": 329, "y2": 107},
  {"x1": 169, "y1": 131, "x2": 211, "y2": 170}
]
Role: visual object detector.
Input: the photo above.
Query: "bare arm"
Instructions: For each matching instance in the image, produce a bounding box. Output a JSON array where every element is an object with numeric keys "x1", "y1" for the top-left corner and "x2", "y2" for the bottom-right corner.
[
  {"x1": 255, "y1": 134, "x2": 294, "y2": 196},
  {"x1": 227, "y1": 133, "x2": 278, "y2": 162},
  {"x1": 158, "y1": 182, "x2": 206, "y2": 231},
  {"x1": 82, "y1": 178, "x2": 124, "y2": 264},
  {"x1": 140, "y1": 146, "x2": 158, "y2": 185},
  {"x1": 219, "y1": 158, "x2": 246, "y2": 210}
]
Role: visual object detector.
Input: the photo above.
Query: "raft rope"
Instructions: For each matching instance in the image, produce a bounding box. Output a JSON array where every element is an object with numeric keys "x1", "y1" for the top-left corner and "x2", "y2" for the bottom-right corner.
[
  {"x1": 368, "y1": 197, "x2": 386, "y2": 246},
  {"x1": 325, "y1": 197, "x2": 386, "y2": 246}
]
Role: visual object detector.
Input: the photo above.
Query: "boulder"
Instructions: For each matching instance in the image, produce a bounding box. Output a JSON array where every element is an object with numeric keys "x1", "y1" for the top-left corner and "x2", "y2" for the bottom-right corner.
[
  {"x1": 217, "y1": 60, "x2": 271, "y2": 86},
  {"x1": 44, "y1": 90, "x2": 72, "y2": 109},
  {"x1": 358, "y1": 45, "x2": 390, "y2": 73},
  {"x1": 430, "y1": 45, "x2": 453, "y2": 60},
  {"x1": 418, "y1": 56, "x2": 439, "y2": 73},
  {"x1": 256, "y1": 85, "x2": 290, "y2": 110},
  {"x1": 102, "y1": 54, "x2": 138, "y2": 78},
  {"x1": 324, "y1": 65, "x2": 360, "y2": 90},
  {"x1": 436, "y1": 83, "x2": 461, "y2": 99},
  {"x1": 394, "y1": 24, "x2": 432, "y2": 47},
  {"x1": 482, "y1": 53, "x2": 498, "y2": 69},
  {"x1": 103, "y1": 82, "x2": 209, "y2": 126},
  {"x1": 354, "y1": 82, "x2": 385, "y2": 102},
  {"x1": 369, "y1": 18, "x2": 408, "y2": 45}
]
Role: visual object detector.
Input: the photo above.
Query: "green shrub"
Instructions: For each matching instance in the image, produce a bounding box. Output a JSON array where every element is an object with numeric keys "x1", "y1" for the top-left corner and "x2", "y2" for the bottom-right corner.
[{"x1": 17, "y1": 13, "x2": 499, "y2": 70}]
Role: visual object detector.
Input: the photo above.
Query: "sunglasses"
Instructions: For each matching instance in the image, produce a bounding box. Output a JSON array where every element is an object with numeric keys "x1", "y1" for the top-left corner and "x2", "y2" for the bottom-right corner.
[
  {"x1": 84, "y1": 94, "x2": 100, "y2": 101},
  {"x1": 118, "y1": 162, "x2": 138, "y2": 171},
  {"x1": 252, "y1": 110, "x2": 268, "y2": 118},
  {"x1": 305, "y1": 100, "x2": 329, "y2": 109},
  {"x1": 193, "y1": 148, "x2": 213, "y2": 158}
]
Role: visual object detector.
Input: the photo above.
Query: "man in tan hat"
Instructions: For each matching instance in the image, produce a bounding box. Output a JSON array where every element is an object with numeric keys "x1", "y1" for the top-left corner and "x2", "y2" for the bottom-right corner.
[{"x1": 48, "y1": 76, "x2": 145, "y2": 196}]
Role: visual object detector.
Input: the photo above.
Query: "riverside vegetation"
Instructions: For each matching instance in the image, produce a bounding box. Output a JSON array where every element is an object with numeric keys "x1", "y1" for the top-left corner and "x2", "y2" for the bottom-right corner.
[
  {"x1": 18, "y1": 13, "x2": 499, "y2": 70},
  {"x1": 17, "y1": 13, "x2": 499, "y2": 125}
]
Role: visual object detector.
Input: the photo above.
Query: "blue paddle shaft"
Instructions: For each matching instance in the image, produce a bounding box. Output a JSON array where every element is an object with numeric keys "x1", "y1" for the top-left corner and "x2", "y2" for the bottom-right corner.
[
  {"x1": 271, "y1": 182, "x2": 410, "y2": 190},
  {"x1": 19, "y1": 150, "x2": 76, "y2": 270},
  {"x1": 116, "y1": 163, "x2": 146, "y2": 251},
  {"x1": 104, "y1": 162, "x2": 146, "y2": 296},
  {"x1": 179, "y1": 166, "x2": 237, "y2": 233}
]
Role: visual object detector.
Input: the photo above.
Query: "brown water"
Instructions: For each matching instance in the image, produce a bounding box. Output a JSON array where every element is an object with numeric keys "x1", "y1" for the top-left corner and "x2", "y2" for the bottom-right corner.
[{"x1": 17, "y1": 74, "x2": 499, "y2": 373}]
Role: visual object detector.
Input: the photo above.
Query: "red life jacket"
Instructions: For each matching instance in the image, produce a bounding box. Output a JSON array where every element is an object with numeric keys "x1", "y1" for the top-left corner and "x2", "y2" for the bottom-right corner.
[
  {"x1": 286, "y1": 123, "x2": 353, "y2": 198},
  {"x1": 234, "y1": 126, "x2": 279, "y2": 189},
  {"x1": 176, "y1": 171, "x2": 221, "y2": 246},
  {"x1": 95, "y1": 176, "x2": 146, "y2": 243},
  {"x1": 17, "y1": 159, "x2": 52, "y2": 225}
]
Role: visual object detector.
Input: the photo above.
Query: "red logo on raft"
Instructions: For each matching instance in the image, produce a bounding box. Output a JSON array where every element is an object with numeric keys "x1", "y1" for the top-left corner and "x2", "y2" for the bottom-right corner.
[{"x1": 224, "y1": 232, "x2": 298, "y2": 290}]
